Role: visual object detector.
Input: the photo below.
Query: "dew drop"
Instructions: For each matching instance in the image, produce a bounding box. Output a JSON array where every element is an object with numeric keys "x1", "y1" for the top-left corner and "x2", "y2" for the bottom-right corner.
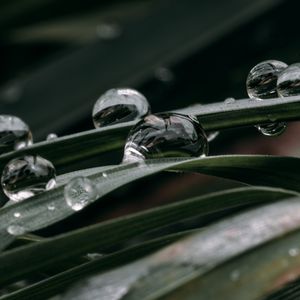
[
  {"x1": 277, "y1": 63, "x2": 300, "y2": 97},
  {"x1": 122, "y1": 113, "x2": 208, "y2": 163},
  {"x1": 46, "y1": 133, "x2": 58, "y2": 141},
  {"x1": 289, "y1": 248, "x2": 299, "y2": 257},
  {"x1": 92, "y1": 88, "x2": 151, "y2": 128},
  {"x1": 102, "y1": 172, "x2": 108, "y2": 178},
  {"x1": 64, "y1": 176, "x2": 98, "y2": 211},
  {"x1": 246, "y1": 60, "x2": 288, "y2": 136},
  {"x1": 154, "y1": 67, "x2": 174, "y2": 82},
  {"x1": 224, "y1": 97, "x2": 235, "y2": 104},
  {"x1": 47, "y1": 203, "x2": 56, "y2": 211},
  {"x1": 96, "y1": 23, "x2": 121, "y2": 39},
  {"x1": 13, "y1": 212, "x2": 21, "y2": 218},
  {"x1": 86, "y1": 253, "x2": 103, "y2": 260},
  {"x1": 230, "y1": 270, "x2": 240, "y2": 281},
  {"x1": 0, "y1": 115, "x2": 32, "y2": 154},
  {"x1": 7, "y1": 225, "x2": 25, "y2": 236},
  {"x1": 207, "y1": 131, "x2": 219, "y2": 142},
  {"x1": 1, "y1": 155, "x2": 56, "y2": 202}
]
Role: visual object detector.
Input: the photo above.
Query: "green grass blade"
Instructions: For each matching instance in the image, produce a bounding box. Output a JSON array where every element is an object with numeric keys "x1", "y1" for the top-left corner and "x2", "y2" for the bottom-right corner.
[
  {"x1": 0, "y1": 186, "x2": 292, "y2": 286},
  {"x1": 1, "y1": 155, "x2": 300, "y2": 251},
  {"x1": 0, "y1": 95, "x2": 300, "y2": 171},
  {"x1": 59, "y1": 198, "x2": 300, "y2": 300},
  {"x1": 0, "y1": 230, "x2": 195, "y2": 300}
]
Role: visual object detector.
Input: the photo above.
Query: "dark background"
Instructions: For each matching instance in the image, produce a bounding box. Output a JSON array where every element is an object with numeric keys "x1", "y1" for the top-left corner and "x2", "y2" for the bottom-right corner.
[{"x1": 1, "y1": 0, "x2": 300, "y2": 233}]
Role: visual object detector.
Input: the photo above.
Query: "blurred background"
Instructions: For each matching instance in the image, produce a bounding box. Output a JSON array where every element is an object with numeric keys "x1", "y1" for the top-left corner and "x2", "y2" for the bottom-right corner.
[{"x1": 1, "y1": 0, "x2": 300, "y2": 234}]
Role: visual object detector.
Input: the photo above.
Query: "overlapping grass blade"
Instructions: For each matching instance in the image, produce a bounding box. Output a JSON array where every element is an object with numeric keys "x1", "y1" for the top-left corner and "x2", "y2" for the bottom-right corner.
[
  {"x1": 0, "y1": 186, "x2": 292, "y2": 286},
  {"x1": 1, "y1": 155, "x2": 300, "y2": 251},
  {"x1": 0, "y1": 230, "x2": 196, "y2": 300},
  {"x1": 59, "y1": 198, "x2": 300, "y2": 300}
]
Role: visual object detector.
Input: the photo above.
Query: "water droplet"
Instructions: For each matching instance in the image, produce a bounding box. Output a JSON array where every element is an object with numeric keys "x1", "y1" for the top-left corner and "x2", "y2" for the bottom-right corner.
[
  {"x1": 154, "y1": 67, "x2": 174, "y2": 82},
  {"x1": 92, "y1": 88, "x2": 151, "y2": 128},
  {"x1": 1, "y1": 155, "x2": 56, "y2": 202},
  {"x1": 86, "y1": 253, "x2": 103, "y2": 260},
  {"x1": 96, "y1": 23, "x2": 121, "y2": 39},
  {"x1": 255, "y1": 122, "x2": 286, "y2": 136},
  {"x1": 13, "y1": 212, "x2": 21, "y2": 218},
  {"x1": 0, "y1": 115, "x2": 32, "y2": 154},
  {"x1": 207, "y1": 131, "x2": 219, "y2": 142},
  {"x1": 224, "y1": 97, "x2": 235, "y2": 104},
  {"x1": 247, "y1": 60, "x2": 287, "y2": 99},
  {"x1": 102, "y1": 172, "x2": 108, "y2": 178},
  {"x1": 246, "y1": 60, "x2": 288, "y2": 136},
  {"x1": 277, "y1": 63, "x2": 300, "y2": 97},
  {"x1": 1, "y1": 81, "x2": 22, "y2": 104},
  {"x1": 64, "y1": 176, "x2": 98, "y2": 211},
  {"x1": 230, "y1": 270, "x2": 240, "y2": 281},
  {"x1": 7, "y1": 225, "x2": 25, "y2": 236},
  {"x1": 289, "y1": 248, "x2": 300, "y2": 257},
  {"x1": 47, "y1": 203, "x2": 56, "y2": 211},
  {"x1": 122, "y1": 113, "x2": 208, "y2": 163},
  {"x1": 46, "y1": 133, "x2": 58, "y2": 141}
]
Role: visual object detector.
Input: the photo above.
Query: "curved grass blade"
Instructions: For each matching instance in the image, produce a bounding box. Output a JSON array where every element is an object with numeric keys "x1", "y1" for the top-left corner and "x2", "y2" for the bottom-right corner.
[
  {"x1": 0, "y1": 186, "x2": 292, "y2": 286},
  {"x1": 0, "y1": 95, "x2": 300, "y2": 171},
  {"x1": 60, "y1": 198, "x2": 300, "y2": 300},
  {"x1": 0, "y1": 230, "x2": 196, "y2": 300},
  {"x1": 1, "y1": 155, "x2": 300, "y2": 251},
  {"x1": 160, "y1": 229, "x2": 300, "y2": 300}
]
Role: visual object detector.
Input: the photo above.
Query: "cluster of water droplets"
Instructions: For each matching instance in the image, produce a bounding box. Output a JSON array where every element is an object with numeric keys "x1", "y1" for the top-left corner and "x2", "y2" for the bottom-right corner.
[{"x1": 246, "y1": 59, "x2": 300, "y2": 136}]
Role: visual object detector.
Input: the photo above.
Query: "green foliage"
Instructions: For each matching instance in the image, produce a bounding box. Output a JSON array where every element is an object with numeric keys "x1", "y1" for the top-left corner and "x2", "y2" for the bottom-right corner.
[{"x1": 1, "y1": 97, "x2": 300, "y2": 299}]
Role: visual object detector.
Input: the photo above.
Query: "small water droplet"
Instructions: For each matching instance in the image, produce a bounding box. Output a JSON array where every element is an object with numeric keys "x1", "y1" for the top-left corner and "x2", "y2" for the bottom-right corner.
[
  {"x1": 289, "y1": 248, "x2": 300, "y2": 257},
  {"x1": 46, "y1": 133, "x2": 58, "y2": 141},
  {"x1": 92, "y1": 88, "x2": 151, "y2": 128},
  {"x1": 86, "y1": 253, "x2": 103, "y2": 260},
  {"x1": 1, "y1": 155, "x2": 56, "y2": 202},
  {"x1": 277, "y1": 63, "x2": 300, "y2": 97},
  {"x1": 207, "y1": 131, "x2": 219, "y2": 142},
  {"x1": 47, "y1": 203, "x2": 56, "y2": 211},
  {"x1": 255, "y1": 122, "x2": 286, "y2": 136},
  {"x1": 13, "y1": 212, "x2": 21, "y2": 218},
  {"x1": 0, "y1": 115, "x2": 32, "y2": 154},
  {"x1": 230, "y1": 270, "x2": 240, "y2": 281},
  {"x1": 154, "y1": 67, "x2": 174, "y2": 82},
  {"x1": 246, "y1": 60, "x2": 288, "y2": 136},
  {"x1": 122, "y1": 113, "x2": 208, "y2": 163},
  {"x1": 96, "y1": 23, "x2": 121, "y2": 39},
  {"x1": 102, "y1": 172, "x2": 108, "y2": 178},
  {"x1": 64, "y1": 176, "x2": 98, "y2": 211},
  {"x1": 1, "y1": 82, "x2": 22, "y2": 104},
  {"x1": 7, "y1": 225, "x2": 25, "y2": 236},
  {"x1": 224, "y1": 97, "x2": 235, "y2": 104}
]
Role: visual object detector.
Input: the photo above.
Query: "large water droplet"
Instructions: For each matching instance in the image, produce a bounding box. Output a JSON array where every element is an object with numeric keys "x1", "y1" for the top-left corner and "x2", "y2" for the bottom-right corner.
[
  {"x1": 64, "y1": 176, "x2": 98, "y2": 211},
  {"x1": 122, "y1": 113, "x2": 208, "y2": 163},
  {"x1": 246, "y1": 60, "x2": 288, "y2": 136},
  {"x1": 92, "y1": 88, "x2": 151, "y2": 128},
  {"x1": 247, "y1": 60, "x2": 287, "y2": 99},
  {"x1": 0, "y1": 115, "x2": 32, "y2": 153},
  {"x1": 7, "y1": 225, "x2": 25, "y2": 236},
  {"x1": 1, "y1": 155, "x2": 56, "y2": 202},
  {"x1": 277, "y1": 63, "x2": 300, "y2": 97}
]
